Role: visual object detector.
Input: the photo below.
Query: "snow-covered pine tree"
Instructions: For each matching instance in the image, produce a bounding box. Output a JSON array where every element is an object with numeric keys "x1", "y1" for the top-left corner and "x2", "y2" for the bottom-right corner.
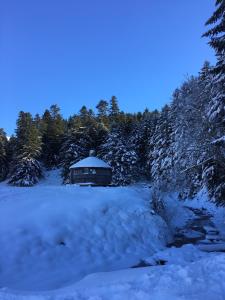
[
  {"x1": 60, "y1": 105, "x2": 108, "y2": 183},
  {"x1": 78, "y1": 105, "x2": 108, "y2": 152},
  {"x1": 0, "y1": 129, "x2": 8, "y2": 181},
  {"x1": 202, "y1": 0, "x2": 225, "y2": 204},
  {"x1": 130, "y1": 109, "x2": 159, "y2": 179},
  {"x1": 8, "y1": 112, "x2": 42, "y2": 186},
  {"x1": 145, "y1": 110, "x2": 160, "y2": 178},
  {"x1": 151, "y1": 105, "x2": 174, "y2": 191},
  {"x1": 203, "y1": 0, "x2": 225, "y2": 133},
  {"x1": 60, "y1": 129, "x2": 89, "y2": 183},
  {"x1": 170, "y1": 76, "x2": 212, "y2": 197},
  {"x1": 101, "y1": 125, "x2": 138, "y2": 185}
]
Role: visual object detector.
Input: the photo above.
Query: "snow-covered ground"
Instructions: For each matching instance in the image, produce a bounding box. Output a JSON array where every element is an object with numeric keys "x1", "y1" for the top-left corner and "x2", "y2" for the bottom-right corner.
[
  {"x1": 1, "y1": 246, "x2": 225, "y2": 300},
  {"x1": 0, "y1": 170, "x2": 170, "y2": 292},
  {"x1": 1, "y1": 171, "x2": 225, "y2": 300}
]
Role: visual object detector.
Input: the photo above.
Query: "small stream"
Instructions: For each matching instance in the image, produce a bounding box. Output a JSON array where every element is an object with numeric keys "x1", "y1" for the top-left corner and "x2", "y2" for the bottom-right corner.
[
  {"x1": 170, "y1": 207, "x2": 213, "y2": 247},
  {"x1": 132, "y1": 206, "x2": 225, "y2": 269},
  {"x1": 169, "y1": 206, "x2": 225, "y2": 252}
]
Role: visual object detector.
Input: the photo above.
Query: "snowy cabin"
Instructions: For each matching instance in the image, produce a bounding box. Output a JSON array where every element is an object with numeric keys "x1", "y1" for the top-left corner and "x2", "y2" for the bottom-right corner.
[{"x1": 69, "y1": 153, "x2": 112, "y2": 186}]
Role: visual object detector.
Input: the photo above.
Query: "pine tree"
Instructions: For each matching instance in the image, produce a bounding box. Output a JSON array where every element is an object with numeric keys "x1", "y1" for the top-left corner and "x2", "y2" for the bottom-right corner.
[
  {"x1": 130, "y1": 110, "x2": 159, "y2": 179},
  {"x1": 96, "y1": 100, "x2": 109, "y2": 118},
  {"x1": 151, "y1": 72, "x2": 214, "y2": 198},
  {"x1": 60, "y1": 129, "x2": 89, "y2": 183},
  {"x1": 6, "y1": 135, "x2": 17, "y2": 174},
  {"x1": 41, "y1": 105, "x2": 65, "y2": 168},
  {"x1": 203, "y1": 0, "x2": 225, "y2": 80},
  {"x1": 60, "y1": 105, "x2": 108, "y2": 182},
  {"x1": 203, "y1": 0, "x2": 225, "y2": 138},
  {"x1": 109, "y1": 96, "x2": 120, "y2": 115},
  {"x1": 101, "y1": 126, "x2": 138, "y2": 185},
  {"x1": 8, "y1": 112, "x2": 42, "y2": 186},
  {"x1": 78, "y1": 106, "x2": 108, "y2": 152},
  {"x1": 109, "y1": 96, "x2": 120, "y2": 125},
  {"x1": 0, "y1": 129, "x2": 8, "y2": 181},
  {"x1": 151, "y1": 105, "x2": 174, "y2": 191},
  {"x1": 202, "y1": 0, "x2": 225, "y2": 204},
  {"x1": 34, "y1": 114, "x2": 42, "y2": 131},
  {"x1": 79, "y1": 105, "x2": 90, "y2": 120},
  {"x1": 170, "y1": 77, "x2": 211, "y2": 197},
  {"x1": 146, "y1": 110, "x2": 160, "y2": 178},
  {"x1": 96, "y1": 100, "x2": 109, "y2": 127}
]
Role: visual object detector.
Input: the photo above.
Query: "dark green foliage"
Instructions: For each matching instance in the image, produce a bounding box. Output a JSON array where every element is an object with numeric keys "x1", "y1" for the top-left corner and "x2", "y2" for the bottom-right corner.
[
  {"x1": 202, "y1": 0, "x2": 225, "y2": 204},
  {"x1": 96, "y1": 100, "x2": 109, "y2": 117},
  {"x1": 151, "y1": 105, "x2": 174, "y2": 191},
  {"x1": 15, "y1": 112, "x2": 42, "y2": 158},
  {"x1": 203, "y1": 0, "x2": 225, "y2": 128},
  {"x1": 131, "y1": 110, "x2": 159, "y2": 178},
  {"x1": 41, "y1": 105, "x2": 65, "y2": 168},
  {"x1": 96, "y1": 100, "x2": 109, "y2": 128},
  {"x1": 203, "y1": 0, "x2": 225, "y2": 55},
  {"x1": 109, "y1": 96, "x2": 121, "y2": 125},
  {"x1": 60, "y1": 105, "x2": 109, "y2": 182},
  {"x1": 8, "y1": 158, "x2": 42, "y2": 186},
  {"x1": 109, "y1": 96, "x2": 120, "y2": 116},
  {"x1": 0, "y1": 129, "x2": 8, "y2": 181},
  {"x1": 8, "y1": 111, "x2": 42, "y2": 186},
  {"x1": 60, "y1": 129, "x2": 89, "y2": 183},
  {"x1": 101, "y1": 126, "x2": 138, "y2": 185}
]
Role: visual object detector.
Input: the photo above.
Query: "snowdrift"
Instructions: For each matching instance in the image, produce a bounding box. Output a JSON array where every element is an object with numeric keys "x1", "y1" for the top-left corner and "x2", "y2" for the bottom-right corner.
[
  {"x1": 71, "y1": 247, "x2": 225, "y2": 300},
  {"x1": 0, "y1": 179, "x2": 170, "y2": 291},
  {"x1": 1, "y1": 246, "x2": 225, "y2": 300}
]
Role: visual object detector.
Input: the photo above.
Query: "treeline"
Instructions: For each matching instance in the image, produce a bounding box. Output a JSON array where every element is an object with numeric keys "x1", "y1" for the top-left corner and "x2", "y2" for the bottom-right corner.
[
  {"x1": 0, "y1": 97, "x2": 158, "y2": 185},
  {"x1": 0, "y1": 0, "x2": 224, "y2": 205},
  {"x1": 60, "y1": 97, "x2": 155, "y2": 184}
]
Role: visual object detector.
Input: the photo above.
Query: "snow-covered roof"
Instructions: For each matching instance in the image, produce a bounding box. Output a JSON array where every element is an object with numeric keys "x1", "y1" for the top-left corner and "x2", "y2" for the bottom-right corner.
[{"x1": 70, "y1": 157, "x2": 111, "y2": 169}]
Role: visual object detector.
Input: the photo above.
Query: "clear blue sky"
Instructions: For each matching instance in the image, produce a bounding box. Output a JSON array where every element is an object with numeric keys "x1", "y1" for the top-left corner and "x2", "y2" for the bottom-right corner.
[{"x1": 0, "y1": 0, "x2": 216, "y2": 135}]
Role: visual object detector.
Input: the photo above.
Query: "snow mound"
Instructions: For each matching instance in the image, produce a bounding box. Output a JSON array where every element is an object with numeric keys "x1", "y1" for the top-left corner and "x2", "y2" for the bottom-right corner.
[
  {"x1": 70, "y1": 251, "x2": 225, "y2": 300},
  {"x1": 0, "y1": 181, "x2": 170, "y2": 291},
  {"x1": 3, "y1": 247, "x2": 223, "y2": 300}
]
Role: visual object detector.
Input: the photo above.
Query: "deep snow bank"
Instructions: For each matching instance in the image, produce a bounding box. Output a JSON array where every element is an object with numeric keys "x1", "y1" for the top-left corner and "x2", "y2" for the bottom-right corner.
[
  {"x1": 71, "y1": 248, "x2": 225, "y2": 300},
  {"x1": 0, "y1": 179, "x2": 170, "y2": 291},
  {"x1": 1, "y1": 246, "x2": 224, "y2": 300}
]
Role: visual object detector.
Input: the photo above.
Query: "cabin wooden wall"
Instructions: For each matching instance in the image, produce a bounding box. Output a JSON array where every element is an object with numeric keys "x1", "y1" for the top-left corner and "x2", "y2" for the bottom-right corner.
[{"x1": 70, "y1": 168, "x2": 112, "y2": 185}]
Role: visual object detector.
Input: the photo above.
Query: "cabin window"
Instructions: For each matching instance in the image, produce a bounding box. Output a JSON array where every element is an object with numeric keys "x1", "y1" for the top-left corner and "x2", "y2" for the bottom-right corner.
[
  {"x1": 73, "y1": 168, "x2": 98, "y2": 175},
  {"x1": 73, "y1": 169, "x2": 81, "y2": 175},
  {"x1": 89, "y1": 168, "x2": 96, "y2": 174},
  {"x1": 81, "y1": 168, "x2": 97, "y2": 174},
  {"x1": 82, "y1": 168, "x2": 89, "y2": 174}
]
